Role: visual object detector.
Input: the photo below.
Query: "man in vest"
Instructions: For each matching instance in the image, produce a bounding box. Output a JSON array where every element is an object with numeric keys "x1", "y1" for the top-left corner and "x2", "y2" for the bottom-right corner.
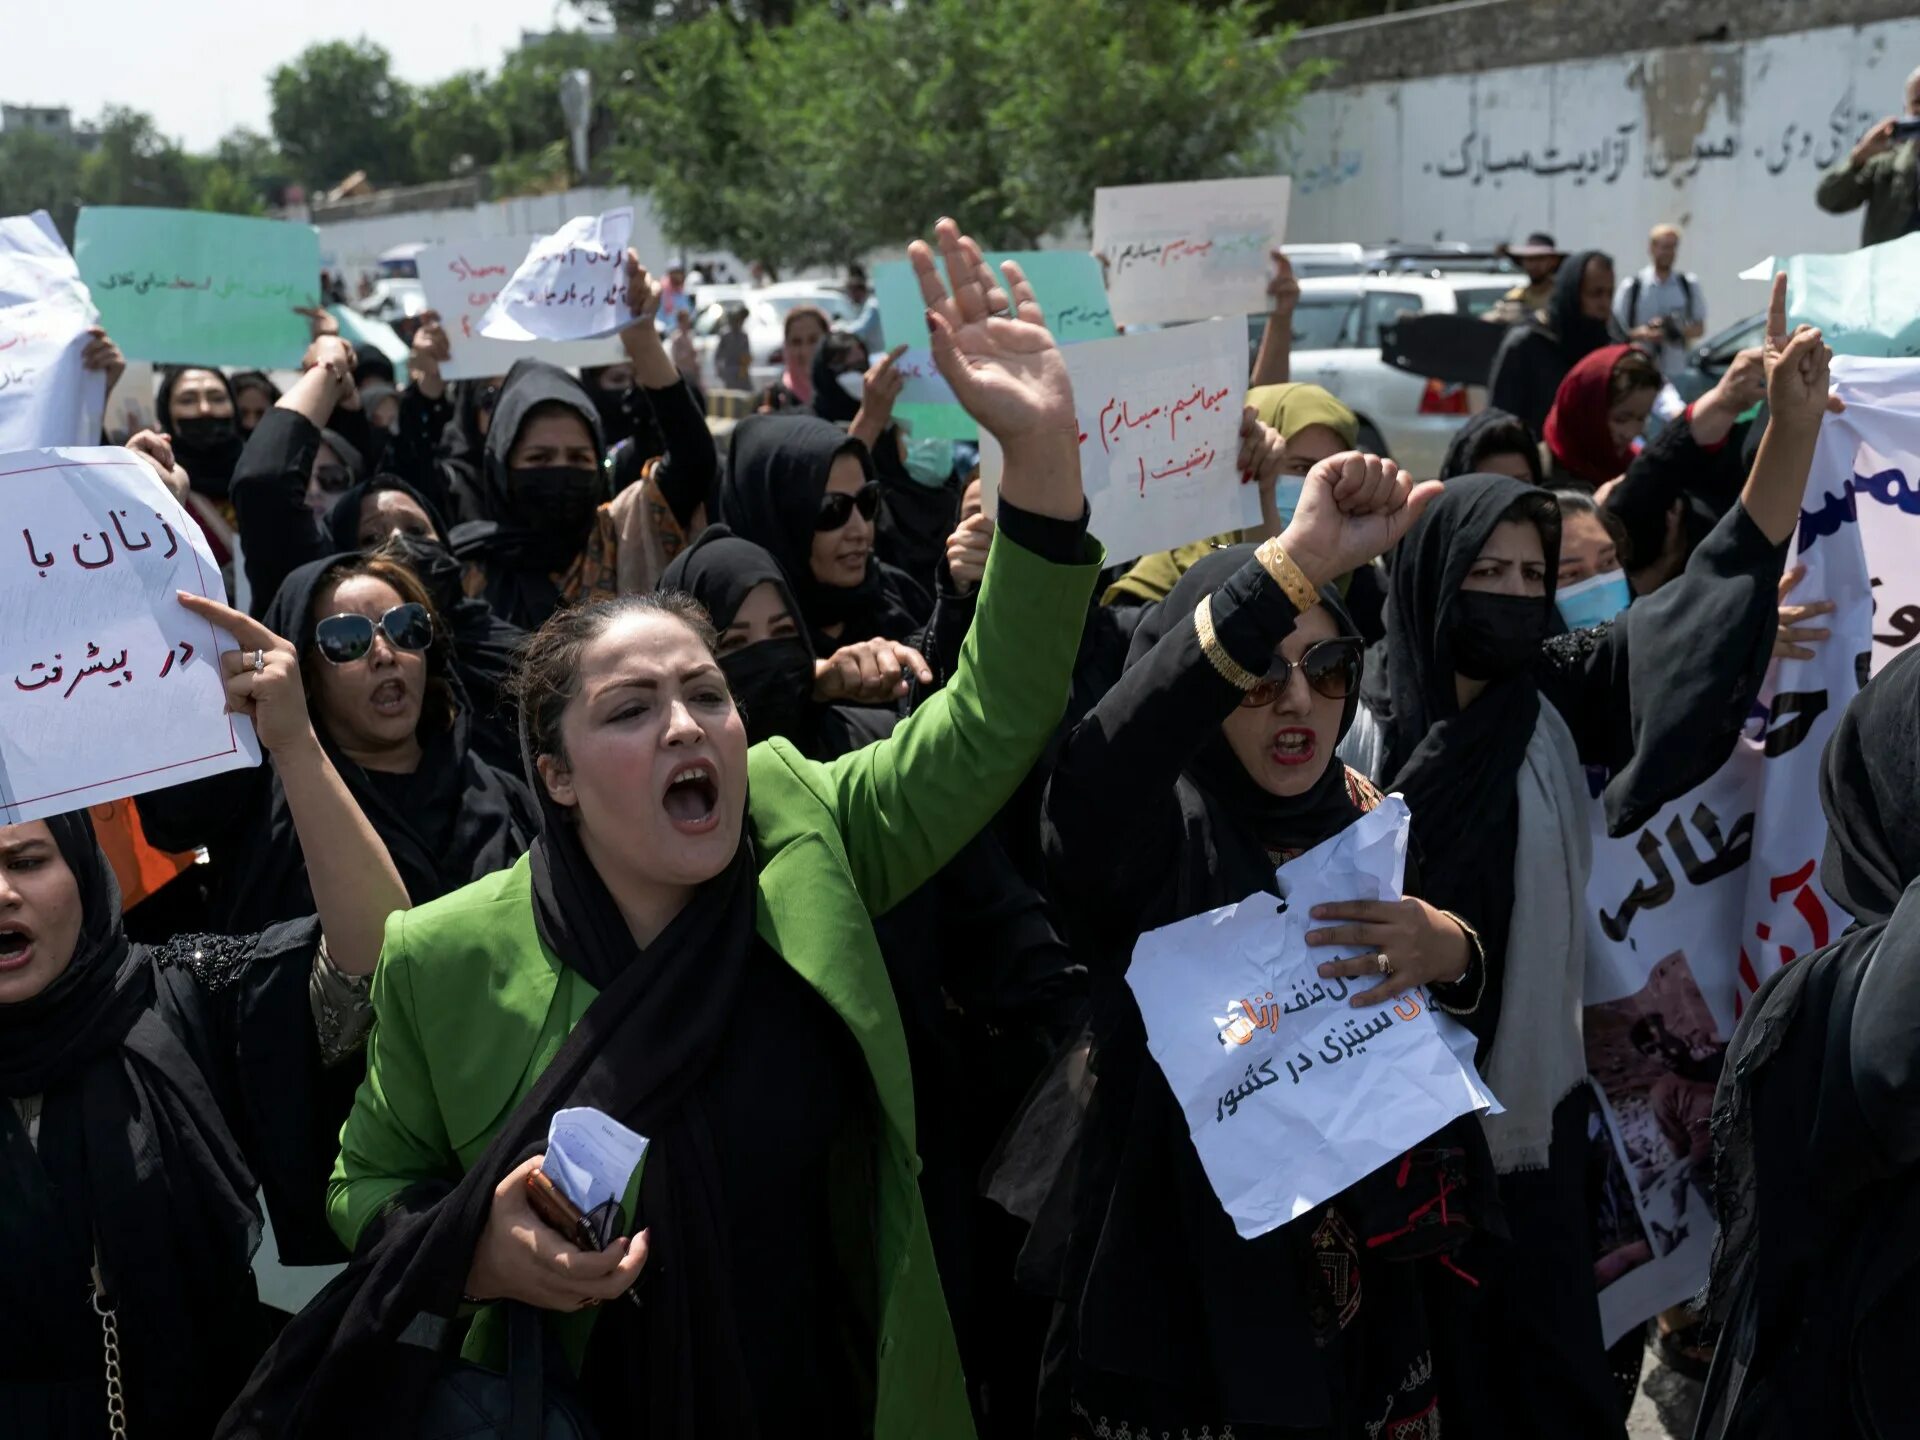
[{"x1": 1614, "y1": 222, "x2": 1705, "y2": 380}]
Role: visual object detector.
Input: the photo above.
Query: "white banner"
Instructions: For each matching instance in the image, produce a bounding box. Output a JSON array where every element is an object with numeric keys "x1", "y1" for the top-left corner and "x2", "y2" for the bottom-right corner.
[
  {"x1": 1127, "y1": 798, "x2": 1497, "y2": 1239},
  {"x1": 978, "y1": 316, "x2": 1254, "y2": 567},
  {"x1": 0, "y1": 213, "x2": 106, "y2": 451},
  {"x1": 479, "y1": 208, "x2": 634, "y2": 345},
  {"x1": 418, "y1": 236, "x2": 625, "y2": 382},
  {"x1": 1582, "y1": 358, "x2": 1920, "y2": 1342},
  {"x1": 1093, "y1": 176, "x2": 1290, "y2": 327},
  {"x1": 0, "y1": 446, "x2": 258, "y2": 824}
]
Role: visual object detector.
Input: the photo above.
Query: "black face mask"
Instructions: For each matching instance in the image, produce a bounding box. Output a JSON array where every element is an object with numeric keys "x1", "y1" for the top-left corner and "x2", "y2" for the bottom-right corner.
[
  {"x1": 719, "y1": 638, "x2": 816, "y2": 745},
  {"x1": 381, "y1": 531, "x2": 463, "y2": 616},
  {"x1": 1448, "y1": 591, "x2": 1551, "y2": 681},
  {"x1": 506, "y1": 465, "x2": 601, "y2": 568},
  {"x1": 590, "y1": 387, "x2": 636, "y2": 449},
  {"x1": 171, "y1": 413, "x2": 237, "y2": 450}
]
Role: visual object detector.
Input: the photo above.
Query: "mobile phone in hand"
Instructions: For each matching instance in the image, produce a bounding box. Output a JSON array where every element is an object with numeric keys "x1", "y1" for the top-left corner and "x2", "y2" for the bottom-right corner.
[{"x1": 1891, "y1": 117, "x2": 1920, "y2": 141}]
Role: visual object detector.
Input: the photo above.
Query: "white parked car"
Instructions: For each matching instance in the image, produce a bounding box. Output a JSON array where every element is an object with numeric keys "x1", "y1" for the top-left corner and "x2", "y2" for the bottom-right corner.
[
  {"x1": 690, "y1": 282, "x2": 855, "y2": 392},
  {"x1": 1255, "y1": 273, "x2": 1516, "y2": 479}
]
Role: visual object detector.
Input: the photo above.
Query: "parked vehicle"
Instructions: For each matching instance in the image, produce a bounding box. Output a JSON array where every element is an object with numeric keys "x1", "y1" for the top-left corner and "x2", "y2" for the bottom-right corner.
[
  {"x1": 1251, "y1": 273, "x2": 1516, "y2": 477},
  {"x1": 690, "y1": 282, "x2": 855, "y2": 392}
]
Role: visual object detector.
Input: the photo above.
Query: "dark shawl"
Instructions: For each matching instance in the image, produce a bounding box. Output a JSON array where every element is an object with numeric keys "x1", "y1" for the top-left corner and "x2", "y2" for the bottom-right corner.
[
  {"x1": 1699, "y1": 649, "x2": 1920, "y2": 1440},
  {"x1": 1440, "y1": 405, "x2": 1545, "y2": 484},
  {"x1": 718, "y1": 413, "x2": 931, "y2": 654},
  {"x1": 449, "y1": 359, "x2": 607, "y2": 630},
  {"x1": 1486, "y1": 250, "x2": 1618, "y2": 436},
  {"x1": 1605, "y1": 404, "x2": 1754, "y2": 575},
  {"x1": 0, "y1": 812, "x2": 330, "y2": 1437},
  {"x1": 157, "y1": 365, "x2": 245, "y2": 500},
  {"x1": 219, "y1": 722, "x2": 763, "y2": 1440}
]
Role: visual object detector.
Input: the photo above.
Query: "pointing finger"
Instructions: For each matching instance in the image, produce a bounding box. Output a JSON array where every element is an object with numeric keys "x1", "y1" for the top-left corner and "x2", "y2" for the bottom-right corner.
[{"x1": 1766, "y1": 271, "x2": 1788, "y2": 352}]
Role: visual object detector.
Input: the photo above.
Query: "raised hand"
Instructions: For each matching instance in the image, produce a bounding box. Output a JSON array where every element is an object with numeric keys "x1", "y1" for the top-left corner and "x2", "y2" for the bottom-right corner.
[
  {"x1": 622, "y1": 249, "x2": 663, "y2": 331},
  {"x1": 408, "y1": 309, "x2": 452, "y2": 400},
  {"x1": 80, "y1": 327, "x2": 125, "y2": 392},
  {"x1": 945, "y1": 511, "x2": 994, "y2": 592},
  {"x1": 296, "y1": 304, "x2": 340, "y2": 340},
  {"x1": 1266, "y1": 250, "x2": 1300, "y2": 318},
  {"x1": 1851, "y1": 117, "x2": 1899, "y2": 167},
  {"x1": 1763, "y1": 272, "x2": 1843, "y2": 429},
  {"x1": 1773, "y1": 564, "x2": 1835, "y2": 662},
  {"x1": 813, "y1": 638, "x2": 935, "y2": 704},
  {"x1": 176, "y1": 591, "x2": 316, "y2": 756},
  {"x1": 126, "y1": 430, "x2": 190, "y2": 503},
  {"x1": 910, "y1": 218, "x2": 1075, "y2": 450},
  {"x1": 1279, "y1": 452, "x2": 1441, "y2": 588}
]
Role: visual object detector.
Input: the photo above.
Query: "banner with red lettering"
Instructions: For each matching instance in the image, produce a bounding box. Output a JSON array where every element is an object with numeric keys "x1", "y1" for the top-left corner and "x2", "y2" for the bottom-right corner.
[{"x1": 1582, "y1": 358, "x2": 1920, "y2": 1342}]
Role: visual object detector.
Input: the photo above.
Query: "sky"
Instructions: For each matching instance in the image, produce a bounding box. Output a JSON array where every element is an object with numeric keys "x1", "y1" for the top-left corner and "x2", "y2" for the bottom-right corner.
[{"x1": 1, "y1": 0, "x2": 586, "y2": 152}]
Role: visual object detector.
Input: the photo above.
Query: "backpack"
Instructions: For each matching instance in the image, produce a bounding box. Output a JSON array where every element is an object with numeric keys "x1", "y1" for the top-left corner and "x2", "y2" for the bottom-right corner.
[{"x1": 1627, "y1": 272, "x2": 1695, "y2": 329}]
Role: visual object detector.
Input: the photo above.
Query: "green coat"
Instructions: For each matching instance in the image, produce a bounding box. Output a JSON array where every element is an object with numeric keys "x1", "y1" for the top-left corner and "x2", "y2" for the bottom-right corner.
[
  {"x1": 1815, "y1": 139, "x2": 1920, "y2": 249},
  {"x1": 328, "y1": 527, "x2": 1101, "y2": 1439}
]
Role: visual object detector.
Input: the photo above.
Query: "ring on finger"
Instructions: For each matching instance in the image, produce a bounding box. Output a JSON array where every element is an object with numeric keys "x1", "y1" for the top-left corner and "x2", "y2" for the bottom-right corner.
[
  {"x1": 1375, "y1": 952, "x2": 1392, "y2": 977},
  {"x1": 252, "y1": 648, "x2": 265, "y2": 674},
  {"x1": 577, "y1": 1296, "x2": 602, "y2": 1310}
]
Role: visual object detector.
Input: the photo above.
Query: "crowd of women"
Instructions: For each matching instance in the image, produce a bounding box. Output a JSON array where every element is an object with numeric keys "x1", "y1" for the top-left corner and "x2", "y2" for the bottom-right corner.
[{"x1": 1, "y1": 215, "x2": 1903, "y2": 1440}]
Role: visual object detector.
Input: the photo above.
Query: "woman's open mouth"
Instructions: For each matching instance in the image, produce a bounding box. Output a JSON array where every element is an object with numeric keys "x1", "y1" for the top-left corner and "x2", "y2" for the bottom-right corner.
[
  {"x1": 1270, "y1": 727, "x2": 1317, "y2": 767},
  {"x1": 0, "y1": 924, "x2": 35, "y2": 972},
  {"x1": 662, "y1": 761, "x2": 721, "y2": 834},
  {"x1": 369, "y1": 678, "x2": 410, "y2": 718}
]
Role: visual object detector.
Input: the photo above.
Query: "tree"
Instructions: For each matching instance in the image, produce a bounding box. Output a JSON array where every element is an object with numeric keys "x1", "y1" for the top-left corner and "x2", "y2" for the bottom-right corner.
[
  {"x1": 269, "y1": 39, "x2": 417, "y2": 189},
  {"x1": 410, "y1": 72, "x2": 509, "y2": 179},
  {"x1": 0, "y1": 129, "x2": 83, "y2": 236},
  {"x1": 78, "y1": 107, "x2": 197, "y2": 209},
  {"x1": 610, "y1": 0, "x2": 1318, "y2": 273}
]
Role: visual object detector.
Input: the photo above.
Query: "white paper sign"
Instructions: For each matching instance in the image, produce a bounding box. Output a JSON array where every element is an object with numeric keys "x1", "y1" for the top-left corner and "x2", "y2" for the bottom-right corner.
[
  {"x1": 418, "y1": 236, "x2": 625, "y2": 382},
  {"x1": 479, "y1": 209, "x2": 635, "y2": 345},
  {"x1": 979, "y1": 316, "x2": 1253, "y2": 567},
  {"x1": 0, "y1": 446, "x2": 259, "y2": 824},
  {"x1": 0, "y1": 298, "x2": 107, "y2": 452},
  {"x1": 1094, "y1": 176, "x2": 1292, "y2": 326},
  {"x1": 1126, "y1": 798, "x2": 1498, "y2": 1239},
  {"x1": 0, "y1": 210, "x2": 92, "y2": 312},
  {"x1": 546, "y1": 1106, "x2": 650, "y2": 1215}
]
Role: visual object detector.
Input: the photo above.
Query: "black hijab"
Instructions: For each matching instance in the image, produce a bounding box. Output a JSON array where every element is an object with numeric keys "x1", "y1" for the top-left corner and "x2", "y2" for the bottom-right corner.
[
  {"x1": 448, "y1": 360, "x2": 607, "y2": 629},
  {"x1": 324, "y1": 473, "x2": 451, "y2": 553},
  {"x1": 0, "y1": 812, "x2": 263, "y2": 1431},
  {"x1": 230, "y1": 370, "x2": 282, "y2": 433},
  {"x1": 809, "y1": 332, "x2": 866, "y2": 426},
  {"x1": 240, "y1": 554, "x2": 536, "y2": 927},
  {"x1": 1439, "y1": 406, "x2": 1544, "y2": 484},
  {"x1": 1368, "y1": 474, "x2": 1559, "y2": 1034},
  {"x1": 157, "y1": 365, "x2": 245, "y2": 499},
  {"x1": 660, "y1": 523, "x2": 893, "y2": 756},
  {"x1": 221, "y1": 704, "x2": 761, "y2": 1439},
  {"x1": 719, "y1": 414, "x2": 929, "y2": 653},
  {"x1": 1544, "y1": 249, "x2": 1616, "y2": 361}
]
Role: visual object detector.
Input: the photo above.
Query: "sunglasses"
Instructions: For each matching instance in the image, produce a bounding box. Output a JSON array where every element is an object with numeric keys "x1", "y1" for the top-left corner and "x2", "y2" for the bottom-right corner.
[
  {"x1": 314, "y1": 602, "x2": 434, "y2": 666},
  {"x1": 1240, "y1": 638, "x2": 1364, "y2": 709},
  {"x1": 312, "y1": 464, "x2": 354, "y2": 495},
  {"x1": 815, "y1": 481, "x2": 881, "y2": 532}
]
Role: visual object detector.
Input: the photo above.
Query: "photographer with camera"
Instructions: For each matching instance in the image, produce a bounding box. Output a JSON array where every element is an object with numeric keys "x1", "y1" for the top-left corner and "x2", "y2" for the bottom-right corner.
[{"x1": 1613, "y1": 223, "x2": 1706, "y2": 382}]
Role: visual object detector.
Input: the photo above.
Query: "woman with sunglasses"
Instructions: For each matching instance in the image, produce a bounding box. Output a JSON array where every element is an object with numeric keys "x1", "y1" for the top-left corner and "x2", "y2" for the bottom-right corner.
[
  {"x1": 1031, "y1": 456, "x2": 1498, "y2": 1437},
  {"x1": 138, "y1": 550, "x2": 537, "y2": 935}
]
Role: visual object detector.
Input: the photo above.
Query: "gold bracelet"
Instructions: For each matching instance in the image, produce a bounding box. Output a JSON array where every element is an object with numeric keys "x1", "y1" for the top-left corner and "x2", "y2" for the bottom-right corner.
[
  {"x1": 1193, "y1": 594, "x2": 1261, "y2": 691},
  {"x1": 1254, "y1": 537, "x2": 1320, "y2": 613}
]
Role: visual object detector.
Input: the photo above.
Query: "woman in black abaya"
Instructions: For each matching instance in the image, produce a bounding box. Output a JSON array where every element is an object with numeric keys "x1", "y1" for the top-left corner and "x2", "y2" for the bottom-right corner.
[
  {"x1": 1487, "y1": 251, "x2": 1621, "y2": 436},
  {"x1": 1698, "y1": 648, "x2": 1920, "y2": 1440}
]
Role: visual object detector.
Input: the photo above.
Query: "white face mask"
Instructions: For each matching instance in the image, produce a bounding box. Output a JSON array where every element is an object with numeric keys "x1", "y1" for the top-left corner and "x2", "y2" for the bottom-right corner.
[
  {"x1": 836, "y1": 370, "x2": 865, "y2": 400},
  {"x1": 1555, "y1": 568, "x2": 1631, "y2": 629}
]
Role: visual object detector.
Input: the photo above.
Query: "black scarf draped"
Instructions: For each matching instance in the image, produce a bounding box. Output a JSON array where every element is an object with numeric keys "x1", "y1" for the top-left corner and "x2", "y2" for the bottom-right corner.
[
  {"x1": 1439, "y1": 405, "x2": 1546, "y2": 482},
  {"x1": 157, "y1": 366, "x2": 245, "y2": 500},
  {"x1": 222, "y1": 712, "x2": 764, "y2": 1437},
  {"x1": 236, "y1": 554, "x2": 536, "y2": 928},
  {"x1": 1542, "y1": 249, "x2": 1617, "y2": 363},
  {"x1": 0, "y1": 812, "x2": 263, "y2": 1429},
  {"x1": 1367, "y1": 474, "x2": 1560, "y2": 1021},
  {"x1": 719, "y1": 414, "x2": 929, "y2": 653},
  {"x1": 1700, "y1": 649, "x2": 1920, "y2": 1439},
  {"x1": 448, "y1": 359, "x2": 608, "y2": 630}
]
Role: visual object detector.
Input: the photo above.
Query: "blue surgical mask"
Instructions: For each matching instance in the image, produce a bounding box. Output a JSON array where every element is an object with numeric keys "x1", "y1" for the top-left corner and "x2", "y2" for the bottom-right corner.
[
  {"x1": 902, "y1": 436, "x2": 956, "y2": 488},
  {"x1": 1556, "y1": 568, "x2": 1631, "y2": 629},
  {"x1": 1273, "y1": 475, "x2": 1305, "y2": 521}
]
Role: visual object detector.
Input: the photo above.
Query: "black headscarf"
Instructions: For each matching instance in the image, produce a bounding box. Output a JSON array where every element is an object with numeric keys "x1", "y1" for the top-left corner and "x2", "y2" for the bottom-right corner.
[
  {"x1": 1367, "y1": 474, "x2": 1559, "y2": 1036},
  {"x1": 221, "y1": 704, "x2": 761, "y2": 1439},
  {"x1": 157, "y1": 365, "x2": 245, "y2": 499},
  {"x1": 1439, "y1": 406, "x2": 1544, "y2": 484},
  {"x1": 241, "y1": 554, "x2": 536, "y2": 926},
  {"x1": 719, "y1": 414, "x2": 929, "y2": 653},
  {"x1": 1700, "y1": 650, "x2": 1920, "y2": 1438},
  {"x1": 230, "y1": 370, "x2": 282, "y2": 434},
  {"x1": 324, "y1": 474, "x2": 451, "y2": 554},
  {"x1": 0, "y1": 812, "x2": 263, "y2": 1430},
  {"x1": 1544, "y1": 249, "x2": 1616, "y2": 361},
  {"x1": 449, "y1": 359, "x2": 608, "y2": 630},
  {"x1": 809, "y1": 332, "x2": 866, "y2": 426},
  {"x1": 1485, "y1": 251, "x2": 1617, "y2": 436}
]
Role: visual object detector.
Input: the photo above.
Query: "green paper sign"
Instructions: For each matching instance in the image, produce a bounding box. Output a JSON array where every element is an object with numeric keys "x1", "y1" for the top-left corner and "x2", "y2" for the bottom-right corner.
[
  {"x1": 1748, "y1": 232, "x2": 1920, "y2": 359},
  {"x1": 874, "y1": 250, "x2": 1115, "y2": 440},
  {"x1": 76, "y1": 207, "x2": 321, "y2": 368}
]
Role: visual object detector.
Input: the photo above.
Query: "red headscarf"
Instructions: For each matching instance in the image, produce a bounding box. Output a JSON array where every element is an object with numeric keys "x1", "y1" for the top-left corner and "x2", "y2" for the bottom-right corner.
[{"x1": 1543, "y1": 342, "x2": 1634, "y2": 487}]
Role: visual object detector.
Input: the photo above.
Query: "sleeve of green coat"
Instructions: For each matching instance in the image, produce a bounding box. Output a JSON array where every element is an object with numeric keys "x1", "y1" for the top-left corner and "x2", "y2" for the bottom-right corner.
[
  {"x1": 1816, "y1": 157, "x2": 1874, "y2": 214},
  {"x1": 823, "y1": 527, "x2": 1102, "y2": 918},
  {"x1": 327, "y1": 910, "x2": 458, "y2": 1250}
]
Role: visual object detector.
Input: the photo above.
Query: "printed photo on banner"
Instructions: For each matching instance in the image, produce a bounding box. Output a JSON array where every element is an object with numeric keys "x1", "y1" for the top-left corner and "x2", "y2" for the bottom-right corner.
[
  {"x1": 74, "y1": 207, "x2": 321, "y2": 369},
  {"x1": 1093, "y1": 175, "x2": 1291, "y2": 326},
  {"x1": 0, "y1": 445, "x2": 259, "y2": 824},
  {"x1": 418, "y1": 235, "x2": 626, "y2": 381},
  {"x1": 978, "y1": 316, "x2": 1252, "y2": 566},
  {"x1": 479, "y1": 208, "x2": 635, "y2": 344}
]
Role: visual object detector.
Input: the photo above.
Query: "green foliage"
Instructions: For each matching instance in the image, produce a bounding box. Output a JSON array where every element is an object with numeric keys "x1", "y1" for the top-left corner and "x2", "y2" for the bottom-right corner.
[
  {"x1": 0, "y1": 129, "x2": 84, "y2": 236},
  {"x1": 610, "y1": 0, "x2": 1317, "y2": 273},
  {"x1": 411, "y1": 72, "x2": 509, "y2": 180},
  {"x1": 268, "y1": 38, "x2": 418, "y2": 189}
]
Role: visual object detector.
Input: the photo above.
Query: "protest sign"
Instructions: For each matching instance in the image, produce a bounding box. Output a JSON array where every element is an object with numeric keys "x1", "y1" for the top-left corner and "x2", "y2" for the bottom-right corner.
[
  {"x1": 419, "y1": 236, "x2": 626, "y2": 381},
  {"x1": 1581, "y1": 357, "x2": 1917, "y2": 1343},
  {"x1": 978, "y1": 316, "x2": 1253, "y2": 566},
  {"x1": 0, "y1": 210, "x2": 91, "y2": 312},
  {"x1": 1741, "y1": 234, "x2": 1920, "y2": 358},
  {"x1": 1127, "y1": 798, "x2": 1497, "y2": 1238},
  {"x1": 0, "y1": 299, "x2": 107, "y2": 452},
  {"x1": 480, "y1": 209, "x2": 634, "y2": 345},
  {"x1": 872, "y1": 250, "x2": 1116, "y2": 440},
  {"x1": 74, "y1": 208, "x2": 320, "y2": 368},
  {"x1": 0, "y1": 446, "x2": 259, "y2": 824},
  {"x1": 1094, "y1": 176, "x2": 1291, "y2": 327}
]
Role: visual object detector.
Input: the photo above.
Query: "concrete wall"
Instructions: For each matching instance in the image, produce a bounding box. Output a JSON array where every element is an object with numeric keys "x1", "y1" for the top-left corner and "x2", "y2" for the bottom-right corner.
[{"x1": 1281, "y1": 12, "x2": 1920, "y2": 328}]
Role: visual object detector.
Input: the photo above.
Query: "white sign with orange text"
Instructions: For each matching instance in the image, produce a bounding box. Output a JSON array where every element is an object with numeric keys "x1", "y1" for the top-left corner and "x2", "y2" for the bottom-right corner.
[
  {"x1": 0, "y1": 446, "x2": 258, "y2": 824},
  {"x1": 1094, "y1": 176, "x2": 1291, "y2": 327}
]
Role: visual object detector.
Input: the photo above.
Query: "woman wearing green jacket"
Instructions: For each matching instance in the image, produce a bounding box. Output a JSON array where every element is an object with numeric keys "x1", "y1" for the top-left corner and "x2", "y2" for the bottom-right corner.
[{"x1": 218, "y1": 220, "x2": 1099, "y2": 1439}]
